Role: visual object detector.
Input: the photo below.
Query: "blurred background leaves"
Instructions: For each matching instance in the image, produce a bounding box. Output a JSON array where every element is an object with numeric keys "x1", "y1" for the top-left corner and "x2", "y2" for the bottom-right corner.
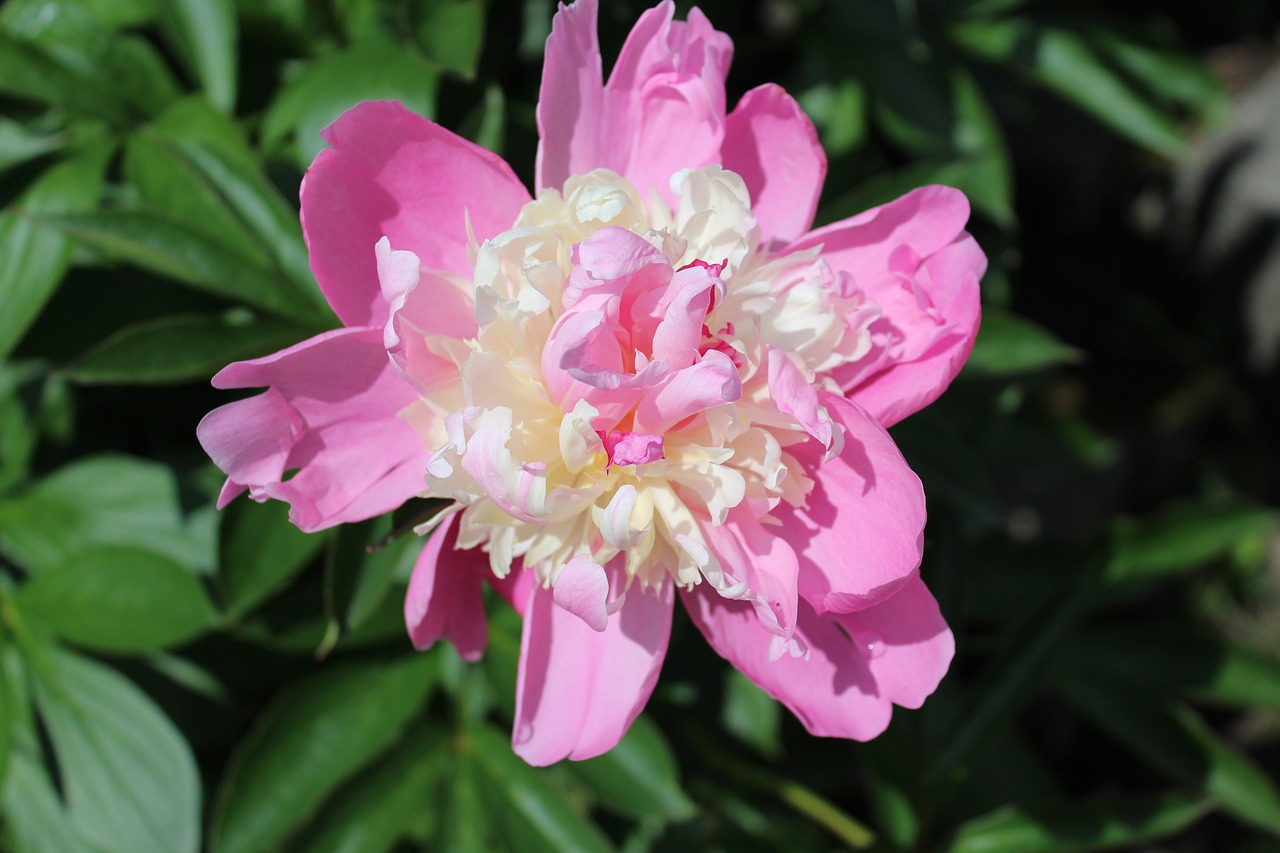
[{"x1": 1, "y1": 0, "x2": 1279, "y2": 850}]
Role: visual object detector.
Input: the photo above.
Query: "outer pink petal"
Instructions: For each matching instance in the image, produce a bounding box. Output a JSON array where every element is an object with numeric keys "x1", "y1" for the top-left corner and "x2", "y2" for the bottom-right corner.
[
  {"x1": 721, "y1": 83, "x2": 826, "y2": 247},
  {"x1": 536, "y1": 0, "x2": 604, "y2": 192},
  {"x1": 774, "y1": 393, "x2": 925, "y2": 615},
  {"x1": 302, "y1": 100, "x2": 531, "y2": 327},
  {"x1": 605, "y1": 3, "x2": 732, "y2": 206},
  {"x1": 405, "y1": 513, "x2": 489, "y2": 661},
  {"x1": 681, "y1": 574, "x2": 952, "y2": 741},
  {"x1": 514, "y1": 579, "x2": 674, "y2": 765},
  {"x1": 702, "y1": 506, "x2": 800, "y2": 639},
  {"x1": 789, "y1": 186, "x2": 985, "y2": 427},
  {"x1": 196, "y1": 326, "x2": 425, "y2": 532}
]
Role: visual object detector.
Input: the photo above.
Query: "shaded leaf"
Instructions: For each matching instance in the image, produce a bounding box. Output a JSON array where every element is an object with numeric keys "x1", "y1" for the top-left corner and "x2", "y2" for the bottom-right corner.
[
  {"x1": 61, "y1": 310, "x2": 313, "y2": 386},
  {"x1": 208, "y1": 655, "x2": 437, "y2": 853},
  {"x1": 1, "y1": 750, "x2": 102, "y2": 853},
  {"x1": 33, "y1": 648, "x2": 200, "y2": 853},
  {"x1": 469, "y1": 723, "x2": 616, "y2": 853},
  {"x1": 158, "y1": 0, "x2": 237, "y2": 111},
  {"x1": 0, "y1": 144, "x2": 111, "y2": 359},
  {"x1": 966, "y1": 305, "x2": 1084, "y2": 376},
  {"x1": 219, "y1": 497, "x2": 328, "y2": 619},
  {"x1": 17, "y1": 545, "x2": 217, "y2": 653},
  {"x1": 411, "y1": 0, "x2": 485, "y2": 79},
  {"x1": 570, "y1": 715, "x2": 696, "y2": 822},
  {"x1": 945, "y1": 791, "x2": 1212, "y2": 853},
  {"x1": 721, "y1": 667, "x2": 782, "y2": 757},
  {"x1": 1105, "y1": 502, "x2": 1277, "y2": 586}
]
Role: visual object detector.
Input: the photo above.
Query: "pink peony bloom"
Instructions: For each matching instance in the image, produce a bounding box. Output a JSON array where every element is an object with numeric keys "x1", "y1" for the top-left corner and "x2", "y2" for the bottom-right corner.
[{"x1": 198, "y1": 0, "x2": 984, "y2": 764}]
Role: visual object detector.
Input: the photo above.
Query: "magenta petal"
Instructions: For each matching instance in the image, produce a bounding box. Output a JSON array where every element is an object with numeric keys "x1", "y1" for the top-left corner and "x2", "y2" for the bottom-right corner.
[
  {"x1": 514, "y1": 580, "x2": 674, "y2": 765},
  {"x1": 721, "y1": 83, "x2": 826, "y2": 246},
  {"x1": 405, "y1": 513, "x2": 489, "y2": 661},
  {"x1": 774, "y1": 392, "x2": 925, "y2": 615},
  {"x1": 681, "y1": 575, "x2": 951, "y2": 740},
  {"x1": 302, "y1": 100, "x2": 530, "y2": 327},
  {"x1": 536, "y1": 0, "x2": 604, "y2": 192},
  {"x1": 197, "y1": 326, "x2": 425, "y2": 532},
  {"x1": 789, "y1": 185, "x2": 985, "y2": 427}
]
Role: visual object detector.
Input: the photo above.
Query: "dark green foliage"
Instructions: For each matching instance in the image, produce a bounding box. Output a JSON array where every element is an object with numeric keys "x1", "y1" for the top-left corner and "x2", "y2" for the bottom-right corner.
[{"x1": 0, "y1": 0, "x2": 1277, "y2": 851}]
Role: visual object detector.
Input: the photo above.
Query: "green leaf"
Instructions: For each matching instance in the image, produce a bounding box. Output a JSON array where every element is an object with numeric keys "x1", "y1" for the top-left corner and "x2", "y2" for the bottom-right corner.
[
  {"x1": 441, "y1": 743, "x2": 498, "y2": 852},
  {"x1": 1105, "y1": 502, "x2": 1277, "y2": 587},
  {"x1": 965, "y1": 305, "x2": 1083, "y2": 376},
  {"x1": 950, "y1": 68, "x2": 1015, "y2": 227},
  {"x1": 1, "y1": 750, "x2": 102, "y2": 853},
  {"x1": 570, "y1": 715, "x2": 696, "y2": 822},
  {"x1": 0, "y1": 145, "x2": 111, "y2": 359},
  {"x1": 33, "y1": 647, "x2": 200, "y2": 853},
  {"x1": 208, "y1": 655, "x2": 437, "y2": 853},
  {"x1": 61, "y1": 310, "x2": 313, "y2": 385},
  {"x1": 219, "y1": 497, "x2": 328, "y2": 619},
  {"x1": 0, "y1": 117, "x2": 65, "y2": 171},
  {"x1": 410, "y1": 0, "x2": 484, "y2": 79},
  {"x1": 797, "y1": 78, "x2": 868, "y2": 157},
  {"x1": 950, "y1": 19, "x2": 1189, "y2": 157},
  {"x1": 1054, "y1": 665, "x2": 1280, "y2": 834},
  {"x1": 721, "y1": 667, "x2": 782, "y2": 757},
  {"x1": 35, "y1": 210, "x2": 331, "y2": 325},
  {"x1": 262, "y1": 41, "x2": 439, "y2": 168},
  {"x1": 468, "y1": 723, "x2": 616, "y2": 853},
  {"x1": 17, "y1": 545, "x2": 217, "y2": 653},
  {"x1": 1090, "y1": 27, "x2": 1226, "y2": 120},
  {"x1": 0, "y1": 33, "x2": 127, "y2": 122},
  {"x1": 158, "y1": 0, "x2": 237, "y2": 112},
  {"x1": 0, "y1": 454, "x2": 213, "y2": 574},
  {"x1": 345, "y1": 526, "x2": 421, "y2": 631},
  {"x1": 284, "y1": 723, "x2": 450, "y2": 853},
  {"x1": 945, "y1": 791, "x2": 1213, "y2": 853}
]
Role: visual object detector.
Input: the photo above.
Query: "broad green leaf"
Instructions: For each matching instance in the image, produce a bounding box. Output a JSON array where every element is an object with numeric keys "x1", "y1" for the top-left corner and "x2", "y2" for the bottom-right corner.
[
  {"x1": 571, "y1": 715, "x2": 695, "y2": 822},
  {"x1": 158, "y1": 0, "x2": 237, "y2": 112},
  {"x1": 946, "y1": 791, "x2": 1213, "y2": 853},
  {"x1": 35, "y1": 210, "x2": 330, "y2": 324},
  {"x1": 966, "y1": 305, "x2": 1083, "y2": 376},
  {"x1": 457, "y1": 84, "x2": 507, "y2": 155},
  {"x1": 0, "y1": 454, "x2": 212, "y2": 573},
  {"x1": 208, "y1": 655, "x2": 437, "y2": 853},
  {"x1": 468, "y1": 723, "x2": 616, "y2": 853},
  {"x1": 33, "y1": 647, "x2": 200, "y2": 853},
  {"x1": 951, "y1": 68, "x2": 1015, "y2": 227},
  {"x1": 1105, "y1": 502, "x2": 1276, "y2": 586},
  {"x1": 0, "y1": 145, "x2": 111, "y2": 359},
  {"x1": 950, "y1": 19, "x2": 1189, "y2": 157},
  {"x1": 441, "y1": 743, "x2": 498, "y2": 853},
  {"x1": 17, "y1": 545, "x2": 217, "y2": 653},
  {"x1": 262, "y1": 41, "x2": 439, "y2": 168},
  {"x1": 219, "y1": 497, "x2": 327, "y2": 619},
  {"x1": 77, "y1": 0, "x2": 157, "y2": 27},
  {"x1": 1054, "y1": 666, "x2": 1280, "y2": 834},
  {"x1": 345, "y1": 526, "x2": 421, "y2": 631},
  {"x1": 797, "y1": 78, "x2": 868, "y2": 157},
  {"x1": 283, "y1": 723, "x2": 450, "y2": 853},
  {"x1": 0, "y1": 117, "x2": 64, "y2": 171},
  {"x1": 721, "y1": 667, "x2": 782, "y2": 757},
  {"x1": 1, "y1": 750, "x2": 102, "y2": 853},
  {"x1": 61, "y1": 311, "x2": 312, "y2": 385},
  {"x1": 1090, "y1": 27, "x2": 1226, "y2": 120},
  {"x1": 0, "y1": 33, "x2": 128, "y2": 122},
  {"x1": 410, "y1": 0, "x2": 484, "y2": 79}
]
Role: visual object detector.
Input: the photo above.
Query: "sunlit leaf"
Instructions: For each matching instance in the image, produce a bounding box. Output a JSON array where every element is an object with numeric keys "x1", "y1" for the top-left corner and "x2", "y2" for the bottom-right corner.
[
  {"x1": 411, "y1": 0, "x2": 484, "y2": 79},
  {"x1": 966, "y1": 305, "x2": 1084, "y2": 376},
  {"x1": 158, "y1": 0, "x2": 237, "y2": 111}
]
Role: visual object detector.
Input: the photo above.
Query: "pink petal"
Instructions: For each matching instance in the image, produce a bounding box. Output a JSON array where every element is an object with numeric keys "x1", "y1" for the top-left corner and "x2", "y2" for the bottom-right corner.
[
  {"x1": 302, "y1": 100, "x2": 530, "y2": 327},
  {"x1": 788, "y1": 186, "x2": 984, "y2": 427},
  {"x1": 702, "y1": 506, "x2": 800, "y2": 639},
  {"x1": 633, "y1": 349, "x2": 741, "y2": 435},
  {"x1": 681, "y1": 574, "x2": 952, "y2": 741},
  {"x1": 767, "y1": 346, "x2": 833, "y2": 451},
  {"x1": 773, "y1": 392, "x2": 925, "y2": 614},
  {"x1": 405, "y1": 513, "x2": 489, "y2": 661},
  {"x1": 721, "y1": 83, "x2": 826, "y2": 247},
  {"x1": 535, "y1": 0, "x2": 604, "y2": 192},
  {"x1": 197, "y1": 326, "x2": 425, "y2": 532},
  {"x1": 514, "y1": 579, "x2": 674, "y2": 765},
  {"x1": 552, "y1": 555, "x2": 610, "y2": 631},
  {"x1": 605, "y1": 4, "x2": 732, "y2": 206}
]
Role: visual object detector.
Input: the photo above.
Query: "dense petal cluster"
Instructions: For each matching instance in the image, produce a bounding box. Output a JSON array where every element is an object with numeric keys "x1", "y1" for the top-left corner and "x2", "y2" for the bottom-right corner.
[{"x1": 198, "y1": 0, "x2": 985, "y2": 764}]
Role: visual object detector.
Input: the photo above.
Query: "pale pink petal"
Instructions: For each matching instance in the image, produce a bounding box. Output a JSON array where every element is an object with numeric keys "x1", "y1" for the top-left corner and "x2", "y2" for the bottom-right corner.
[
  {"x1": 461, "y1": 425, "x2": 545, "y2": 524},
  {"x1": 702, "y1": 506, "x2": 799, "y2": 639},
  {"x1": 633, "y1": 349, "x2": 741, "y2": 435},
  {"x1": 681, "y1": 574, "x2": 951, "y2": 740},
  {"x1": 767, "y1": 346, "x2": 833, "y2": 450},
  {"x1": 650, "y1": 265, "x2": 717, "y2": 370},
  {"x1": 405, "y1": 513, "x2": 489, "y2": 660},
  {"x1": 197, "y1": 326, "x2": 425, "y2": 532},
  {"x1": 535, "y1": 0, "x2": 604, "y2": 192},
  {"x1": 552, "y1": 555, "x2": 610, "y2": 631},
  {"x1": 604, "y1": 4, "x2": 732, "y2": 207},
  {"x1": 788, "y1": 186, "x2": 985, "y2": 427},
  {"x1": 774, "y1": 392, "x2": 925, "y2": 614},
  {"x1": 721, "y1": 83, "x2": 826, "y2": 246},
  {"x1": 302, "y1": 100, "x2": 530, "y2": 327},
  {"x1": 514, "y1": 578, "x2": 674, "y2": 765}
]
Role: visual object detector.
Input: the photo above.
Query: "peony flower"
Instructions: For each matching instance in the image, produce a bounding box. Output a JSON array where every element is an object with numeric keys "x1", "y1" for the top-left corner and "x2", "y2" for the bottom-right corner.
[{"x1": 198, "y1": 0, "x2": 984, "y2": 764}]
